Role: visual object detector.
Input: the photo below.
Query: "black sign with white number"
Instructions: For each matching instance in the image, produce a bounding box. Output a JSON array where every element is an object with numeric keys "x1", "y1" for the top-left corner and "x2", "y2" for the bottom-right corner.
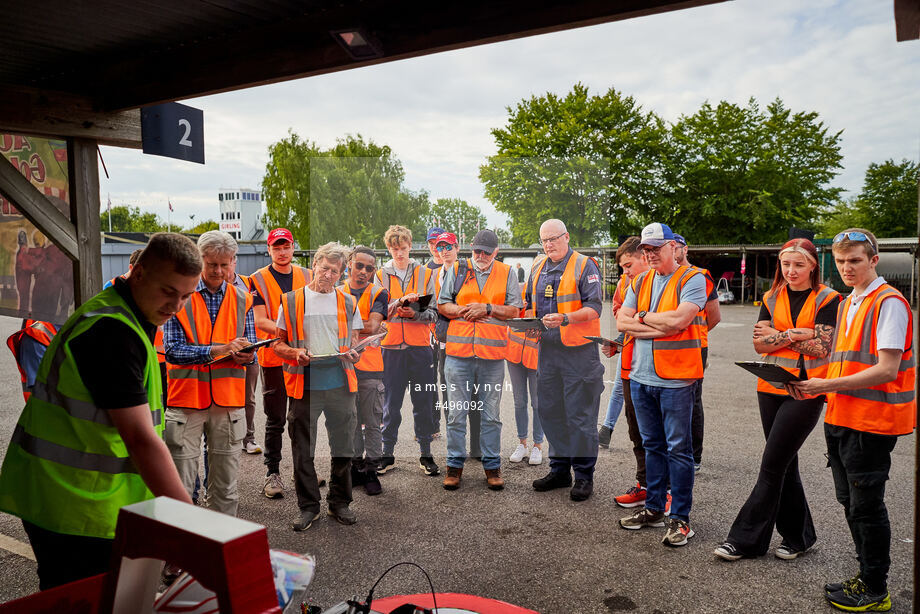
[{"x1": 141, "y1": 102, "x2": 205, "y2": 164}]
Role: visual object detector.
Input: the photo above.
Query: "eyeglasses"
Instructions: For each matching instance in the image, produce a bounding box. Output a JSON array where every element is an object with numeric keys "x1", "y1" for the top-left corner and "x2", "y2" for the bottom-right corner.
[
  {"x1": 351, "y1": 262, "x2": 376, "y2": 272},
  {"x1": 472, "y1": 249, "x2": 492, "y2": 256},
  {"x1": 435, "y1": 244, "x2": 455, "y2": 252},
  {"x1": 540, "y1": 232, "x2": 567, "y2": 246},
  {"x1": 833, "y1": 231, "x2": 877, "y2": 253},
  {"x1": 641, "y1": 244, "x2": 667, "y2": 254}
]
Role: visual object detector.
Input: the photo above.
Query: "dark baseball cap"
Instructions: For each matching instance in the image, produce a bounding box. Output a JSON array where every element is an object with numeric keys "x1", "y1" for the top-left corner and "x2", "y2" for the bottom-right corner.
[
  {"x1": 470, "y1": 229, "x2": 499, "y2": 252},
  {"x1": 427, "y1": 227, "x2": 445, "y2": 241},
  {"x1": 673, "y1": 233, "x2": 687, "y2": 246}
]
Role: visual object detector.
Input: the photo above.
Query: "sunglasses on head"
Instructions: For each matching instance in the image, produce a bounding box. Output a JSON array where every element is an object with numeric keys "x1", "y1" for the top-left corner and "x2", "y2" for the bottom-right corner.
[
  {"x1": 351, "y1": 262, "x2": 376, "y2": 272},
  {"x1": 435, "y1": 244, "x2": 454, "y2": 252},
  {"x1": 833, "y1": 231, "x2": 877, "y2": 253}
]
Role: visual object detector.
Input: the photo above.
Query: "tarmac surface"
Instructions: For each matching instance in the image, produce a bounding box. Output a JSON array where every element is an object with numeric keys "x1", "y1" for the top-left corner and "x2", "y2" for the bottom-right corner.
[{"x1": 0, "y1": 304, "x2": 915, "y2": 613}]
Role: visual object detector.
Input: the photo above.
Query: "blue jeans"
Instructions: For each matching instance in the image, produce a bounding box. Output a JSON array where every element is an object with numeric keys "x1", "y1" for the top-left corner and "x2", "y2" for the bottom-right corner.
[
  {"x1": 602, "y1": 356, "x2": 624, "y2": 430},
  {"x1": 630, "y1": 380, "x2": 695, "y2": 522},
  {"x1": 444, "y1": 356, "x2": 504, "y2": 470},
  {"x1": 506, "y1": 360, "x2": 542, "y2": 444}
]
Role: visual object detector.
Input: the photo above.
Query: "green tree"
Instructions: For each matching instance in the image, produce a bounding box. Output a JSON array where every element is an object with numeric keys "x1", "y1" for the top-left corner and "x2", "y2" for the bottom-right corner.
[
  {"x1": 186, "y1": 220, "x2": 219, "y2": 234},
  {"x1": 494, "y1": 227, "x2": 512, "y2": 246},
  {"x1": 853, "y1": 159, "x2": 919, "y2": 238},
  {"x1": 428, "y1": 198, "x2": 488, "y2": 242},
  {"x1": 262, "y1": 131, "x2": 429, "y2": 249},
  {"x1": 101, "y1": 205, "x2": 166, "y2": 232},
  {"x1": 479, "y1": 83, "x2": 671, "y2": 247},
  {"x1": 666, "y1": 98, "x2": 844, "y2": 244}
]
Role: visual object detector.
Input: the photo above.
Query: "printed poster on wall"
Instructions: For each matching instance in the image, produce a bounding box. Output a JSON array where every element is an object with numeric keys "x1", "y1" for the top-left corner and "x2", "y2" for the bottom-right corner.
[{"x1": 0, "y1": 134, "x2": 74, "y2": 325}]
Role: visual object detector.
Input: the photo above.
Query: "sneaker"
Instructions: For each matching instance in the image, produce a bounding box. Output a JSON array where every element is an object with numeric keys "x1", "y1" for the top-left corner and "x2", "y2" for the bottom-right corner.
[
  {"x1": 614, "y1": 483, "x2": 647, "y2": 508},
  {"x1": 443, "y1": 466, "x2": 463, "y2": 490},
  {"x1": 292, "y1": 510, "x2": 319, "y2": 531},
  {"x1": 262, "y1": 473, "x2": 284, "y2": 499},
  {"x1": 528, "y1": 446, "x2": 543, "y2": 465},
  {"x1": 363, "y1": 470, "x2": 382, "y2": 496},
  {"x1": 509, "y1": 443, "x2": 528, "y2": 463},
  {"x1": 570, "y1": 479, "x2": 593, "y2": 501},
  {"x1": 619, "y1": 507, "x2": 666, "y2": 530},
  {"x1": 377, "y1": 455, "x2": 396, "y2": 474},
  {"x1": 714, "y1": 542, "x2": 743, "y2": 561},
  {"x1": 485, "y1": 468, "x2": 504, "y2": 490},
  {"x1": 419, "y1": 456, "x2": 440, "y2": 476},
  {"x1": 665, "y1": 492, "x2": 672, "y2": 515},
  {"x1": 662, "y1": 518, "x2": 695, "y2": 547},
  {"x1": 598, "y1": 425, "x2": 612, "y2": 449},
  {"x1": 694, "y1": 462, "x2": 702, "y2": 473},
  {"x1": 532, "y1": 471, "x2": 572, "y2": 492},
  {"x1": 244, "y1": 441, "x2": 262, "y2": 454},
  {"x1": 327, "y1": 505, "x2": 357, "y2": 526},
  {"x1": 825, "y1": 578, "x2": 891, "y2": 612},
  {"x1": 825, "y1": 574, "x2": 861, "y2": 595},
  {"x1": 775, "y1": 543, "x2": 811, "y2": 560}
]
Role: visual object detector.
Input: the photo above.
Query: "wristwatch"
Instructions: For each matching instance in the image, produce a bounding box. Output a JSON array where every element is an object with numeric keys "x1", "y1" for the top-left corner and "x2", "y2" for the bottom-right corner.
[
  {"x1": 637, "y1": 310, "x2": 648, "y2": 324},
  {"x1": 561, "y1": 314, "x2": 570, "y2": 326},
  {"x1": 486, "y1": 303, "x2": 492, "y2": 316}
]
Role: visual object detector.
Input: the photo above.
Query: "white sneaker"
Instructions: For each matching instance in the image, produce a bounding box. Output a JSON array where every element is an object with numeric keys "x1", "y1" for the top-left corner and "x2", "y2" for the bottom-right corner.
[
  {"x1": 509, "y1": 443, "x2": 528, "y2": 463},
  {"x1": 244, "y1": 441, "x2": 262, "y2": 454},
  {"x1": 528, "y1": 446, "x2": 543, "y2": 465}
]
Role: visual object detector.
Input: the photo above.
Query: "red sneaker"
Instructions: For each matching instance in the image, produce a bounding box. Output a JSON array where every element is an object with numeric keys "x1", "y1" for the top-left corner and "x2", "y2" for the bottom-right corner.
[
  {"x1": 614, "y1": 483, "x2": 647, "y2": 508},
  {"x1": 665, "y1": 492, "x2": 672, "y2": 515}
]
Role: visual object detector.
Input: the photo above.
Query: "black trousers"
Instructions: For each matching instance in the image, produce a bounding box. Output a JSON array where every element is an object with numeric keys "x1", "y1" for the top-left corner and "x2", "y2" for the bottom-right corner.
[
  {"x1": 622, "y1": 379, "x2": 646, "y2": 487},
  {"x1": 825, "y1": 422, "x2": 898, "y2": 592},
  {"x1": 726, "y1": 392, "x2": 823, "y2": 555},
  {"x1": 262, "y1": 365, "x2": 289, "y2": 475},
  {"x1": 691, "y1": 347, "x2": 707, "y2": 464},
  {"x1": 23, "y1": 520, "x2": 113, "y2": 591}
]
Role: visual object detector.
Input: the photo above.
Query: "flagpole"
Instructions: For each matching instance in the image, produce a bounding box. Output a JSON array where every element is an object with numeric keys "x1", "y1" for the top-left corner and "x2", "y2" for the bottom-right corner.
[{"x1": 107, "y1": 193, "x2": 112, "y2": 233}]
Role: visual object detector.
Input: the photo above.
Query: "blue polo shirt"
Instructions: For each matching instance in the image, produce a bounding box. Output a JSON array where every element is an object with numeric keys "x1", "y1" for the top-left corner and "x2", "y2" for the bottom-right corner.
[{"x1": 525, "y1": 248, "x2": 602, "y2": 346}]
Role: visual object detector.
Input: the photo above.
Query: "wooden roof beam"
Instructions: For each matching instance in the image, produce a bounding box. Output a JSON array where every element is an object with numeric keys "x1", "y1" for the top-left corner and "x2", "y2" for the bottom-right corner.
[{"x1": 0, "y1": 85, "x2": 140, "y2": 148}]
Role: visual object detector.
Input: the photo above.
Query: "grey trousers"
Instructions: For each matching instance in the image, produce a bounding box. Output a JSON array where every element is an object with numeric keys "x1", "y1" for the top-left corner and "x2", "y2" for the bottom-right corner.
[
  {"x1": 354, "y1": 377, "x2": 384, "y2": 462},
  {"x1": 243, "y1": 362, "x2": 259, "y2": 445}
]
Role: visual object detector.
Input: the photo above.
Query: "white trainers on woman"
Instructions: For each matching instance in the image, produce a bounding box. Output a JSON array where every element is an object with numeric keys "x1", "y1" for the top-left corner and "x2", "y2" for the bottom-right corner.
[
  {"x1": 528, "y1": 446, "x2": 543, "y2": 465},
  {"x1": 509, "y1": 443, "x2": 528, "y2": 462}
]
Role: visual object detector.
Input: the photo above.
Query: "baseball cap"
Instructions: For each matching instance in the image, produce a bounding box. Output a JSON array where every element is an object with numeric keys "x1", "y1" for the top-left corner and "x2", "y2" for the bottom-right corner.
[
  {"x1": 435, "y1": 231, "x2": 457, "y2": 245},
  {"x1": 470, "y1": 229, "x2": 499, "y2": 252},
  {"x1": 673, "y1": 233, "x2": 687, "y2": 246},
  {"x1": 427, "y1": 227, "x2": 445, "y2": 241},
  {"x1": 267, "y1": 228, "x2": 294, "y2": 245},
  {"x1": 639, "y1": 223, "x2": 676, "y2": 247}
]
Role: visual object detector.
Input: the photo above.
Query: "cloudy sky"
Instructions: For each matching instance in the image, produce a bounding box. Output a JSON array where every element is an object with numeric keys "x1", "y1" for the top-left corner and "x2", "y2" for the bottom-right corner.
[{"x1": 97, "y1": 0, "x2": 919, "y2": 233}]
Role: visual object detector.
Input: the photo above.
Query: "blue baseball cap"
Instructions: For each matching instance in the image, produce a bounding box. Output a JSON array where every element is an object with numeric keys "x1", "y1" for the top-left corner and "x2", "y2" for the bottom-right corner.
[
  {"x1": 427, "y1": 227, "x2": 445, "y2": 241},
  {"x1": 673, "y1": 233, "x2": 687, "y2": 246},
  {"x1": 639, "y1": 223, "x2": 676, "y2": 247}
]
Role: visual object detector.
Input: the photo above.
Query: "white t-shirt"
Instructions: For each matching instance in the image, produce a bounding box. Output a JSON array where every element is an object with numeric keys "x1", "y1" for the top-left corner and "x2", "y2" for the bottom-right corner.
[
  {"x1": 276, "y1": 288, "x2": 364, "y2": 355},
  {"x1": 844, "y1": 277, "x2": 909, "y2": 351}
]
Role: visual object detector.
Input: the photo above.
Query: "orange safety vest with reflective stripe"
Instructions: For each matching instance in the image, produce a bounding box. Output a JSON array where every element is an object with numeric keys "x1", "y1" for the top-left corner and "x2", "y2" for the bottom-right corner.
[
  {"x1": 250, "y1": 265, "x2": 312, "y2": 367},
  {"x1": 614, "y1": 277, "x2": 636, "y2": 380},
  {"x1": 506, "y1": 287, "x2": 538, "y2": 370},
  {"x1": 352, "y1": 283, "x2": 385, "y2": 373},
  {"x1": 7, "y1": 320, "x2": 57, "y2": 401},
  {"x1": 376, "y1": 263, "x2": 432, "y2": 347},
  {"x1": 529, "y1": 251, "x2": 601, "y2": 347},
  {"x1": 445, "y1": 259, "x2": 511, "y2": 360},
  {"x1": 690, "y1": 267, "x2": 715, "y2": 349},
  {"x1": 280, "y1": 287, "x2": 358, "y2": 399},
  {"x1": 824, "y1": 284, "x2": 916, "y2": 436},
  {"x1": 756, "y1": 284, "x2": 839, "y2": 396},
  {"x1": 166, "y1": 285, "x2": 253, "y2": 409},
  {"x1": 632, "y1": 265, "x2": 704, "y2": 380}
]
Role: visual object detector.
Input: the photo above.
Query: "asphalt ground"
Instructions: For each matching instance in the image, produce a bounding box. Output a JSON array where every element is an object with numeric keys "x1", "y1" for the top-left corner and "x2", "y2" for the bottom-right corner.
[{"x1": 0, "y1": 304, "x2": 915, "y2": 613}]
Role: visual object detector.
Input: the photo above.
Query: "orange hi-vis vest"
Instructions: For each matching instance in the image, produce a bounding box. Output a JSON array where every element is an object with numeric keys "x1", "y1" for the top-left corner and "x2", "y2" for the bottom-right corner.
[
  {"x1": 690, "y1": 267, "x2": 715, "y2": 349},
  {"x1": 632, "y1": 265, "x2": 704, "y2": 379},
  {"x1": 445, "y1": 259, "x2": 511, "y2": 360},
  {"x1": 529, "y1": 251, "x2": 601, "y2": 347},
  {"x1": 7, "y1": 320, "x2": 57, "y2": 401},
  {"x1": 506, "y1": 287, "x2": 538, "y2": 370},
  {"x1": 824, "y1": 283, "x2": 916, "y2": 436},
  {"x1": 352, "y1": 283, "x2": 385, "y2": 374},
  {"x1": 376, "y1": 263, "x2": 432, "y2": 347},
  {"x1": 167, "y1": 284, "x2": 253, "y2": 409},
  {"x1": 280, "y1": 287, "x2": 358, "y2": 399},
  {"x1": 250, "y1": 265, "x2": 312, "y2": 367},
  {"x1": 756, "y1": 284, "x2": 839, "y2": 396}
]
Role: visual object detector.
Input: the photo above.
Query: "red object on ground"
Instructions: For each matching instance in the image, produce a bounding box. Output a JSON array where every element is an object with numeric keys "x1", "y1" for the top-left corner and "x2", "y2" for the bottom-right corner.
[{"x1": 370, "y1": 592, "x2": 539, "y2": 613}]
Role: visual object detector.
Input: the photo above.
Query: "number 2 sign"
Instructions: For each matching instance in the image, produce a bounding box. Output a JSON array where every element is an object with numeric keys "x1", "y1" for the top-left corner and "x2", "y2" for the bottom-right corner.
[{"x1": 141, "y1": 102, "x2": 205, "y2": 164}]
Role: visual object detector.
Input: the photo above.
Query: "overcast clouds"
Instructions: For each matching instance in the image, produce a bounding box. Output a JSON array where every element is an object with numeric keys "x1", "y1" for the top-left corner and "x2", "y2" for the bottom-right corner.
[{"x1": 97, "y1": 0, "x2": 919, "y2": 232}]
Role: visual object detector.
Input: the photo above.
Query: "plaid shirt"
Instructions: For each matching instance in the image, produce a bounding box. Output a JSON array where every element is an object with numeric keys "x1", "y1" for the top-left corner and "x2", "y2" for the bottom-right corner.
[{"x1": 164, "y1": 279, "x2": 257, "y2": 365}]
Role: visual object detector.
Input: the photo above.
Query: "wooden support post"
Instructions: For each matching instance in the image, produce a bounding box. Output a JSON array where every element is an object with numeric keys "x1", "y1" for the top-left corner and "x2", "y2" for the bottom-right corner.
[{"x1": 67, "y1": 138, "x2": 102, "y2": 306}]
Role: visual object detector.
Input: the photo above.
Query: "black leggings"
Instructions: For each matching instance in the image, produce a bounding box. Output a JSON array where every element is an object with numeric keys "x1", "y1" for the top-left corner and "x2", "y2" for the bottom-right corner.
[{"x1": 725, "y1": 392, "x2": 824, "y2": 555}]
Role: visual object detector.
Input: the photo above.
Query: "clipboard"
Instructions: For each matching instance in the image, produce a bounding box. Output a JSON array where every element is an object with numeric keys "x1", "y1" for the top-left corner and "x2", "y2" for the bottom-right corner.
[
  {"x1": 735, "y1": 361, "x2": 802, "y2": 383},
  {"x1": 206, "y1": 338, "x2": 279, "y2": 365},
  {"x1": 400, "y1": 293, "x2": 433, "y2": 312},
  {"x1": 505, "y1": 318, "x2": 547, "y2": 332},
  {"x1": 584, "y1": 335, "x2": 624, "y2": 349}
]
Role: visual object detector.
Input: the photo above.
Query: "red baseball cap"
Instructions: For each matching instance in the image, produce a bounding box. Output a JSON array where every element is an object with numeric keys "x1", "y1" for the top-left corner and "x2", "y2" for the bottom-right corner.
[
  {"x1": 435, "y1": 232, "x2": 458, "y2": 245},
  {"x1": 267, "y1": 228, "x2": 294, "y2": 245}
]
